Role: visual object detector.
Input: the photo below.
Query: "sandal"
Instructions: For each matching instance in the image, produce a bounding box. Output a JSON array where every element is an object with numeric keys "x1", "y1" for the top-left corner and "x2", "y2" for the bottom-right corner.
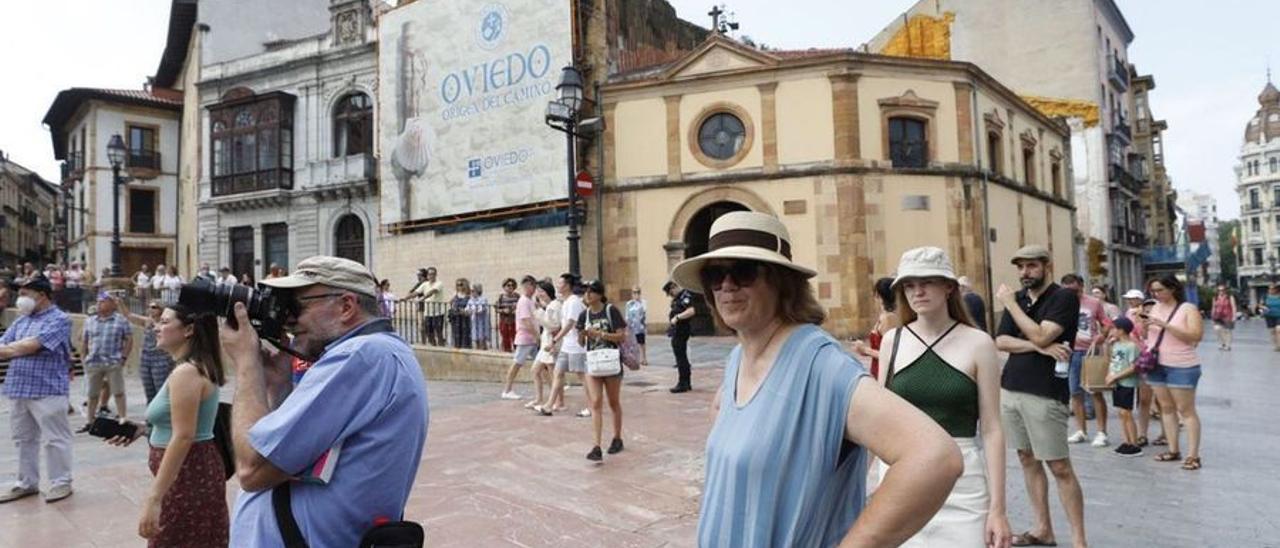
[
  {"x1": 1152, "y1": 435, "x2": 1168, "y2": 446},
  {"x1": 1011, "y1": 531, "x2": 1058, "y2": 546},
  {"x1": 1181, "y1": 456, "x2": 1201, "y2": 470},
  {"x1": 1154, "y1": 451, "x2": 1182, "y2": 462},
  {"x1": 1135, "y1": 436, "x2": 1149, "y2": 447}
]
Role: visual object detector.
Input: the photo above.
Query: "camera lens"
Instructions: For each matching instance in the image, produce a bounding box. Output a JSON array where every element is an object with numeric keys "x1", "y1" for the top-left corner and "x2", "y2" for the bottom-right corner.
[{"x1": 178, "y1": 278, "x2": 289, "y2": 339}]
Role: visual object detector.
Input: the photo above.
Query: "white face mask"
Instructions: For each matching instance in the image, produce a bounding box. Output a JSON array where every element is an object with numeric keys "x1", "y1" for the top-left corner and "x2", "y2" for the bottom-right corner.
[{"x1": 16, "y1": 296, "x2": 36, "y2": 315}]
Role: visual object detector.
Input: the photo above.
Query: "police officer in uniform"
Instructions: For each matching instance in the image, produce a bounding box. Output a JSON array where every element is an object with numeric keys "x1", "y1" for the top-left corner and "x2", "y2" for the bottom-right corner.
[{"x1": 664, "y1": 280, "x2": 696, "y2": 393}]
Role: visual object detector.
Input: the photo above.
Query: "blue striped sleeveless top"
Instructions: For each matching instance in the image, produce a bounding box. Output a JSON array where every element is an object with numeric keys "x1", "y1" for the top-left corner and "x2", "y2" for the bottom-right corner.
[{"x1": 698, "y1": 324, "x2": 869, "y2": 547}]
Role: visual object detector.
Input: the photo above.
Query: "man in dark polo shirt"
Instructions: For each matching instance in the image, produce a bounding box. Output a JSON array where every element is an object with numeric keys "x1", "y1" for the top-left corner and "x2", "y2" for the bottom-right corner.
[{"x1": 994, "y1": 245, "x2": 1088, "y2": 548}]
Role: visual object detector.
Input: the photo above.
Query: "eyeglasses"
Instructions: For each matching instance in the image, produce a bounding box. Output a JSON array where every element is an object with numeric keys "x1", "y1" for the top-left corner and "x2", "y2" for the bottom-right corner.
[{"x1": 699, "y1": 260, "x2": 763, "y2": 292}]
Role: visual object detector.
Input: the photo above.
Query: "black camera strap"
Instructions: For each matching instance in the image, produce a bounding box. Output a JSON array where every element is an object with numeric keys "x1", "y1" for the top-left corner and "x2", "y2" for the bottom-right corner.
[{"x1": 272, "y1": 317, "x2": 401, "y2": 548}]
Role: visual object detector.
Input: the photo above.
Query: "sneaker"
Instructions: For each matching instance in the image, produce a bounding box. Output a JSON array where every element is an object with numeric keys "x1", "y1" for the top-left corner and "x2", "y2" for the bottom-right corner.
[
  {"x1": 669, "y1": 384, "x2": 691, "y2": 394},
  {"x1": 42, "y1": 484, "x2": 72, "y2": 503},
  {"x1": 75, "y1": 423, "x2": 92, "y2": 434},
  {"x1": 500, "y1": 391, "x2": 521, "y2": 400},
  {"x1": 0, "y1": 485, "x2": 39, "y2": 504},
  {"x1": 586, "y1": 446, "x2": 603, "y2": 462},
  {"x1": 576, "y1": 408, "x2": 592, "y2": 418},
  {"x1": 1115, "y1": 444, "x2": 1143, "y2": 457},
  {"x1": 1091, "y1": 432, "x2": 1109, "y2": 447},
  {"x1": 607, "y1": 437, "x2": 625, "y2": 454},
  {"x1": 1067, "y1": 430, "x2": 1088, "y2": 444}
]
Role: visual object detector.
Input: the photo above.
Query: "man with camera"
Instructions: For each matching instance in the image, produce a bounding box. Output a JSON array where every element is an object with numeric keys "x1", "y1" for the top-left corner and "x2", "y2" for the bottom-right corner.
[
  {"x1": 217, "y1": 256, "x2": 429, "y2": 546},
  {"x1": 0, "y1": 276, "x2": 75, "y2": 503}
]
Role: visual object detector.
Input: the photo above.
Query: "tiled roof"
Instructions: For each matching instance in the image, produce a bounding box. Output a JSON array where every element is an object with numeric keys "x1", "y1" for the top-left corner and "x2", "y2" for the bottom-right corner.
[{"x1": 42, "y1": 87, "x2": 183, "y2": 159}]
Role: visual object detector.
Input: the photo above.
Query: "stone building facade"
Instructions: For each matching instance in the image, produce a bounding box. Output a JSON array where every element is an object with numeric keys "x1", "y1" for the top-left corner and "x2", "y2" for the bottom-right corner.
[
  {"x1": 196, "y1": 0, "x2": 382, "y2": 278},
  {"x1": 600, "y1": 36, "x2": 1076, "y2": 337},
  {"x1": 0, "y1": 152, "x2": 60, "y2": 267},
  {"x1": 1237, "y1": 81, "x2": 1280, "y2": 302},
  {"x1": 866, "y1": 0, "x2": 1149, "y2": 294}
]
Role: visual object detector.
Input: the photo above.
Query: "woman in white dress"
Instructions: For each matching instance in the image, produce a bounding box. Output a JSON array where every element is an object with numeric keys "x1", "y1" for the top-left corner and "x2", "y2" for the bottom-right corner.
[
  {"x1": 877, "y1": 247, "x2": 1012, "y2": 548},
  {"x1": 530, "y1": 280, "x2": 561, "y2": 414}
]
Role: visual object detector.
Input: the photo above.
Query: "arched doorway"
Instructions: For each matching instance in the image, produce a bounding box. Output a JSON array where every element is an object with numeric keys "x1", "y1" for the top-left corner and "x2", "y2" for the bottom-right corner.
[
  {"x1": 334, "y1": 214, "x2": 365, "y2": 264},
  {"x1": 682, "y1": 201, "x2": 749, "y2": 335}
]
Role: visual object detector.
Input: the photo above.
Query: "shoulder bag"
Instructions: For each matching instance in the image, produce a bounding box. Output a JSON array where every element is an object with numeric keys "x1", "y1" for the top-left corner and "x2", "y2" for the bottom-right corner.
[
  {"x1": 612, "y1": 303, "x2": 642, "y2": 370},
  {"x1": 1134, "y1": 305, "x2": 1179, "y2": 374}
]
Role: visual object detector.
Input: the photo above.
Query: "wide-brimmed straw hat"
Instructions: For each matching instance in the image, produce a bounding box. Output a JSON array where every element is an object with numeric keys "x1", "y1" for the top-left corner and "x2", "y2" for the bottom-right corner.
[
  {"x1": 670, "y1": 211, "x2": 816, "y2": 294},
  {"x1": 891, "y1": 247, "x2": 957, "y2": 287}
]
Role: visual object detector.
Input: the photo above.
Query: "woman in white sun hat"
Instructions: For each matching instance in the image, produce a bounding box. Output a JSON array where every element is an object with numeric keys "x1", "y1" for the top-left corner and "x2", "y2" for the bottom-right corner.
[
  {"x1": 676, "y1": 211, "x2": 962, "y2": 547},
  {"x1": 877, "y1": 247, "x2": 1011, "y2": 548}
]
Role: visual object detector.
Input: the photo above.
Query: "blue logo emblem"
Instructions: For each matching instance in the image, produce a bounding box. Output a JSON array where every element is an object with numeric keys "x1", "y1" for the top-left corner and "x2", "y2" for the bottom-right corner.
[
  {"x1": 467, "y1": 159, "x2": 482, "y2": 178},
  {"x1": 476, "y1": 4, "x2": 508, "y2": 50}
]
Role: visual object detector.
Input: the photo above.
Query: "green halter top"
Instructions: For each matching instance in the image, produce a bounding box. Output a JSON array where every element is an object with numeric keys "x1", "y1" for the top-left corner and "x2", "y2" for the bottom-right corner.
[{"x1": 886, "y1": 324, "x2": 980, "y2": 438}]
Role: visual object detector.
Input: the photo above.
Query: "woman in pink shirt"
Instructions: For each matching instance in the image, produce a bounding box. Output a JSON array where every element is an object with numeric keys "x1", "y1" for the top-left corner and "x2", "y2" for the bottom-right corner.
[{"x1": 1139, "y1": 275, "x2": 1204, "y2": 470}]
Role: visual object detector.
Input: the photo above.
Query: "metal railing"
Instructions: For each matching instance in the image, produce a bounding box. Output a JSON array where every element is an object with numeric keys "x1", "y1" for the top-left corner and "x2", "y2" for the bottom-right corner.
[
  {"x1": 1109, "y1": 54, "x2": 1130, "y2": 91},
  {"x1": 127, "y1": 149, "x2": 162, "y2": 171},
  {"x1": 386, "y1": 299, "x2": 509, "y2": 350}
]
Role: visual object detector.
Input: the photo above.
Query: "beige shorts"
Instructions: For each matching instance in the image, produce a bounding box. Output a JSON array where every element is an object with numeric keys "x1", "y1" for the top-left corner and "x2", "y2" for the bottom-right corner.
[
  {"x1": 1000, "y1": 389, "x2": 1070, "y2": 461},
  {"x1": 86, "y1": 365, "x2": 126, "y2": 397}
]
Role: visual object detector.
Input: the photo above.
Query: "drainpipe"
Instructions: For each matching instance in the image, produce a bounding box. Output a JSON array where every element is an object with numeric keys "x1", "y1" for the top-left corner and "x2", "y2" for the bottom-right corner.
[
  {"x1": 970, "y1": 87, "x2": 995, "y2": 326},
  {"x1": 595, "y1": 81, "x2": 605, "y2": 281}
]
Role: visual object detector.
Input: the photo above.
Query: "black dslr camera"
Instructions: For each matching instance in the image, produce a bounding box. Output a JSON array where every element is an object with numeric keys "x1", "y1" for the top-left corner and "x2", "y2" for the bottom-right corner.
[{"x1": 178, "y1": 278, "x2": 294, "y2": 341}]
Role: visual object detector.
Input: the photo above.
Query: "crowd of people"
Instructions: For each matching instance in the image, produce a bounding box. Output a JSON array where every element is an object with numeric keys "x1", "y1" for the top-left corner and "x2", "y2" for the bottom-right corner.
[{"x1": 0, "y1": 206, "x2": 1265, "y2": 547}]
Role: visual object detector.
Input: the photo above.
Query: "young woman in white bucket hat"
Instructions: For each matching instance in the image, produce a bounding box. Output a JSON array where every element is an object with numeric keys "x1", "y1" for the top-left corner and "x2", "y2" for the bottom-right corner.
[
  {"x1": 674, "y1": 211, "x2": 963, "y2": 547},
  {"x1": 877, "y1": 247, "x2": 1012, "y2": 548}
]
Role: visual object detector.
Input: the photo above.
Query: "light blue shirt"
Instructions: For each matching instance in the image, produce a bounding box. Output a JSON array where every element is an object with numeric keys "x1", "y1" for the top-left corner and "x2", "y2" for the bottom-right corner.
[
  {"x1": 230, "y1": 320, "x2": 429, "y2": 547},
  {"x1": 698, "y1": 324, "x2": 868, "y2": 548}
]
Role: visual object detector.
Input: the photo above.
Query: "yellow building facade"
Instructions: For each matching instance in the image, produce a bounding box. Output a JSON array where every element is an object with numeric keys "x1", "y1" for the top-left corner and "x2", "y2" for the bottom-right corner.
[{"x1": 600, "y1": 36, "x2": 1077, "y2": 336}]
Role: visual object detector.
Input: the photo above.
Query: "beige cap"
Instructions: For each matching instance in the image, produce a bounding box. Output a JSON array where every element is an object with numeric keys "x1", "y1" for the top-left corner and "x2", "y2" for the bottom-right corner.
[
  {"x1": 1010, "y1": 244, "x2": 1051, "y2": 264},
  {"x1": 259, "y1": 256, "x2": 379, "y2": 298}
]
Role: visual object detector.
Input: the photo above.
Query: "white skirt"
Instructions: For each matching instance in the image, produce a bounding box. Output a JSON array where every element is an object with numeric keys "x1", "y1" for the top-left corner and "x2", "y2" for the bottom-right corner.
[{"x1": 876, "y1": 437, "x2": 990, "y2": 548}]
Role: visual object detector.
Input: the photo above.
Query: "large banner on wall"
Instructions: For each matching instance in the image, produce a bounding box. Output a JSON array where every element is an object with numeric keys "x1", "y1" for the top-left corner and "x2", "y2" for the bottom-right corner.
[{"x1": 377, "y1": 0, "x2": 572, "y2": 225}]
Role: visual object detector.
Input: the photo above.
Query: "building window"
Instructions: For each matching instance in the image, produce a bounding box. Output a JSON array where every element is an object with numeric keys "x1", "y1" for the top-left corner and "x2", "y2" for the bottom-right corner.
[
  {"x1": 333, "y1": 93, "x2": 372, "y2": 157},
  {"x1": 127, "y1": 188, "x2": 156, "y2": 234},
  {"x1": 127, "y1": 125, "x2": 160, "y2": 171},
  {"x1": 1051, "y1": 161, "x2": 1063, "y2": 197},
  {"x1": 1252, "y1": 216, "x2": 1261, "y2": 233},
  {"x1": 1272, "y1": 157, "x2": 1278, "y2": 173},
  {"x1": 1023, "y1": 147, "x2": 1036, "y2": 187},
  {"x1": 209, "y1": 91, "x2": 296, "y2": 196},
  {"x1": 1251, "y1": 188, "x2": 1261, "y2": 210},
  {"x1": 888, "y1": 117, "x2": 928, "y2": 168},
  {"x1": 230, "y1": 226, "x2": 254, "y2": 281},
  {"x1": 262, "y1": 223, "x2": 289, "y2": 278},
  {"x1": 987, "y1": 132, "x2": 1002, "y2": 175},
  {"x1": 697, "y1": 112, "x2": 747, "y2": 160},
  {"x1": 334, "y1": 214, "x2": 365, "y2": 264},
  {"x1": 1254, "y1": 247, "x2": 1264, "y2": 266},
  {"x1": 1274, "y1": 186, "x2": 1280, "y2": 207}
]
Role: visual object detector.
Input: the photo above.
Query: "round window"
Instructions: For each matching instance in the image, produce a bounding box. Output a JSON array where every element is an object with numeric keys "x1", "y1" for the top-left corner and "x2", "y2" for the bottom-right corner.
[{"x1": 698, "y1": 112, "x2": 747, "y2": 160}]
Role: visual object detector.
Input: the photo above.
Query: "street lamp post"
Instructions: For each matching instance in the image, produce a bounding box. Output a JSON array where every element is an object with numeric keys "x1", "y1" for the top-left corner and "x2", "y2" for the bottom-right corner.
[
  {"x1": 106, "y1": 134, "x2": 128, "y2": 278},
  {"x1": 545, "y1": 66, "x2": 586, "y2": 277}
]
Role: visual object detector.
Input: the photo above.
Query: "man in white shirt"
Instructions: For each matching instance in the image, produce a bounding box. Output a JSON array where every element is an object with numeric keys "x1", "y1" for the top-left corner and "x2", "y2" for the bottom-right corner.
[
  {"x1": 217, "y1": 266, "x2": 238, "y2": 286},
  {"x1": 548, "y1": 273, "x2": 589, "y2": 417}
]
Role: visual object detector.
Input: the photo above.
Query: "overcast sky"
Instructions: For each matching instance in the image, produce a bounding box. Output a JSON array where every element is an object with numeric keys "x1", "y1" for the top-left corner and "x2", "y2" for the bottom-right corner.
[{"x1": 2, "y1": 0, "x2": 1276, "y2": 219}]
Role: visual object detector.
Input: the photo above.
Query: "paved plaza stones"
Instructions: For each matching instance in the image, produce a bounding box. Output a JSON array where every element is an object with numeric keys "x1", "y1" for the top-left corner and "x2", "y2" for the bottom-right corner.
[{"x1": 1, "y1": 323, "x2": 1278, "y2": 547}]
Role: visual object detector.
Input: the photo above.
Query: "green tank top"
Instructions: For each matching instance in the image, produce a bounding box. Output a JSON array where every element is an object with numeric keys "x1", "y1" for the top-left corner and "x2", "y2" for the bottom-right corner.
[
  {"x1": 887, "y1": 325, "x2": 980, "y2": 438},
  {"x1": 145, "y1": 380, "x2": 220, "y2": 447}
]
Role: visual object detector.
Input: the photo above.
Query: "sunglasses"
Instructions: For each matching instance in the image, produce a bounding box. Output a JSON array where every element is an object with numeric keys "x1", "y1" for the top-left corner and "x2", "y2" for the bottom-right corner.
[{"x1": 700, "y1": 260, "x2": 763, "y2": 292}]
